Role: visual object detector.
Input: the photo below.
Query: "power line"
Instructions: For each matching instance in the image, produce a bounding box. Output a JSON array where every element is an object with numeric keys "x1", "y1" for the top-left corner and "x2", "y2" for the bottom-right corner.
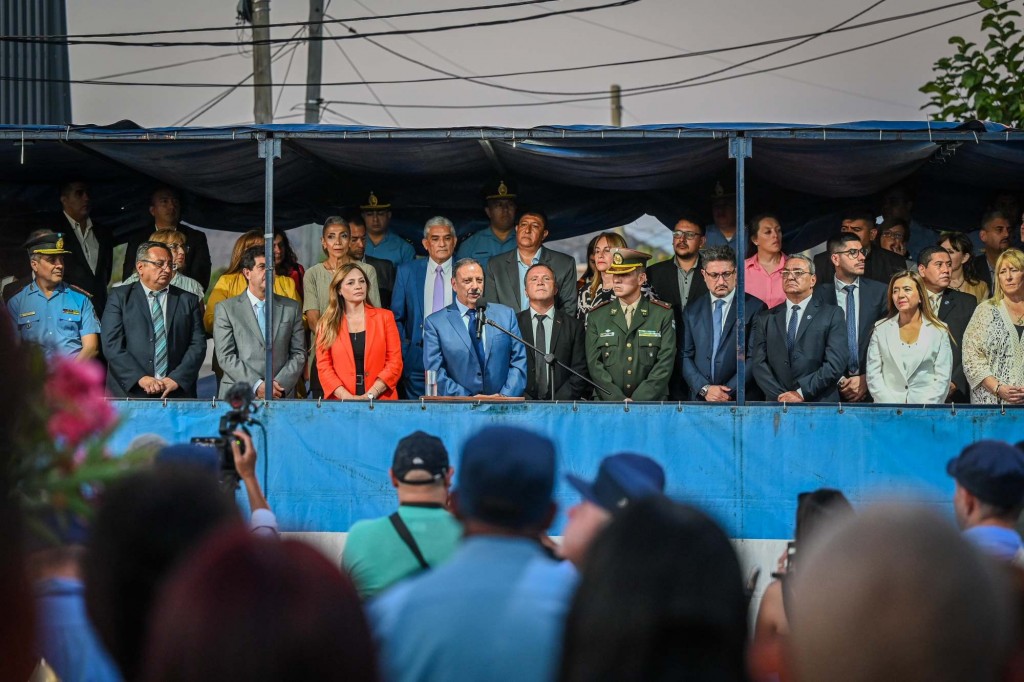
[
  {"x1": 273, "y1": 35, "x2": 302, "y2": 118},
  {"x1": 87, "y1": 51, "x2": 244, "y2": 81},
  {"x1": 323, "y1": 25, "x2": 400, "y2": 126},
  {"x1": 0, "y1": 0, "x2": 639, "y2": 48}
]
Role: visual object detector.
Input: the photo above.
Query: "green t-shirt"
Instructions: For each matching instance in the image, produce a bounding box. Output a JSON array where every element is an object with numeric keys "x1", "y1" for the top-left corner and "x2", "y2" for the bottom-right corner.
[{"x1": 342, "y1": 504, "x2": 462, "y2": 599}]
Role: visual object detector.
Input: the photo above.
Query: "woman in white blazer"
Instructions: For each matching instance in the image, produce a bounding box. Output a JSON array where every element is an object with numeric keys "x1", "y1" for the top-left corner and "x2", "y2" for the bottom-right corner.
[{"x1": 866, "y1": 271, "x2": 953, "y2": 404}]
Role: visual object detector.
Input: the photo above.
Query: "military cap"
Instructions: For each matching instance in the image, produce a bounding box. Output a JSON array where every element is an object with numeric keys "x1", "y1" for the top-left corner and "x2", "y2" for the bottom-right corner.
[
  {"x1": 25, "y1": 232, "x2": 72, "y2": 256},
  {"x1": 710, "y1": 181, "x2": 736, "y2": 203},
  {"x1": 359, "y1": 191, "x2": 391, "y2": 211},
  {"x1": 482, "y1": 179, "x2": 518, "y2": 202},
  {"x1": 947, "y1": 440, "x2": 1024, "y2": 508},
  {"x1": 607, "y1": 248, "x2": 651, "y2": 275}
]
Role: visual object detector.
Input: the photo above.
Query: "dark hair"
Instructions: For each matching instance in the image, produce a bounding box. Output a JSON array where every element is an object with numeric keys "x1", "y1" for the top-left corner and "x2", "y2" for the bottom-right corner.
[
  {"x1": 58, "y1": 179, "x2": 86, "y2": 196},
  {"x1": 346, "y1": 212, "x2": 366, "y2": 230},
  {"x1": 137, "y1": 240, "x2": 173, "y2": 265},
  {"x1": 794, "y1": 488, "x2": 853, "y2": 547},
  {"x1": 879, "y1": 217, "x2": 911, "y2": 243},
  {"x1": 746, "y1": 212, "x2": 782, "y2": 258},
  {"x1": 83, "y1": 466, "x2": 239, "y2": 680},
  {"x1": 701, "y1": 244, "x2": 736, "y2": 266},
  {"x1": 150, "y1": 185, "x2": 180, "y2": 205},
  {"x1": 273, "y1": 230, "x2": 301, "y2": 276},
  {"x1": 981, "y1": 209, "x2": 1012, "y2": 230},
  {"x1": 828, "y1": 232, "x2": 862, "y2": 254},
  {"x1": 937, "y1": 232, "x2": 983, "y2": 285},
  {"x1": 840, "y1": 209, "x2": 877, "y2": 226},
  {"x1": 516, "y1": 208, "x2": 549, "y2": 229},
  {"x1": 917, "y1": 245, "x2": 948, "y2": 268},
  {"x1": 142, "y1": 529, "x2": 378, "y2": 682},
  {"x1": 525, "y1": 262, "x2": 556, "y2": 283},
  {"x1": 675, "y1": 211, "x2": 706, "y2": 235},
  {"x1": 240, "y1": 245, "x2": 265, "y2": 273},
  {"x1": 559, "y1": 497, "x2": 748, "y2": 682}
]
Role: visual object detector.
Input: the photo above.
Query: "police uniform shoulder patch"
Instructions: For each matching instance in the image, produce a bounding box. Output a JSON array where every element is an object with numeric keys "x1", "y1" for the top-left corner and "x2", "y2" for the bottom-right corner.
[
  {"x1": 650, "y1": 298, "x2": 672, "y2": 309},
  {"x1": 68, "y1": 284, "x2": 93, "y2": 298}
]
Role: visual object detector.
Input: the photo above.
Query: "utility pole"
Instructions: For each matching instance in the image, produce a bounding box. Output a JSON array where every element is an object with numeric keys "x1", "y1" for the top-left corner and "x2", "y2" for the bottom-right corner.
[
  {"x1": 610, "y1": 84, "x2": 622, "y2": 127},
  {"x1": 252, "y1": 0, "x2": 273, "y2": 123},
  {"x1": 304, "y1": 0, "x2": 324, "y2": 123}
]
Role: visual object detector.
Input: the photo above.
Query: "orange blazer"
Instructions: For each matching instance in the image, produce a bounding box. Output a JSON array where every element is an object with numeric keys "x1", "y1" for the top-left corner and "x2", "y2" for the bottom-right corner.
[{"x1": 317, "y1": 306, "x2": 404, "y2": 400}]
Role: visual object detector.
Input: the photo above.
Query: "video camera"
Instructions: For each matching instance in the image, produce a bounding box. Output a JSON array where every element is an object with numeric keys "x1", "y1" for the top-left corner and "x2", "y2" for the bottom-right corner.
[{"x1": 191, "y1": 382, "x2": 256, "y2": 489}]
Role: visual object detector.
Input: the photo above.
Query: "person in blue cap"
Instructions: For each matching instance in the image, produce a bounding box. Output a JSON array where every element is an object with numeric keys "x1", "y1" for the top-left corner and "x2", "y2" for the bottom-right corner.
[
  {"x1": 947, "y1": 439, "x2": 1024, "y2": 562},
  {"x1": 559, "y1": 453, "x2": 666, "y2": 568}
]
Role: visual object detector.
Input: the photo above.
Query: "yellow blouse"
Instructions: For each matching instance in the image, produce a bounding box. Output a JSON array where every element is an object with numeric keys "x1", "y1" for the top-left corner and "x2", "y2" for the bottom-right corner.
[{"x1": 203, "y1": 272, "x2": 303, "y2": 333}]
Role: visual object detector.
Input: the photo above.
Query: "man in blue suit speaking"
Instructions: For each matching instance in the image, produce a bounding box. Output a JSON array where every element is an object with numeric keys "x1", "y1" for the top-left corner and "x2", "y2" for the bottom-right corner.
[{"x1": 422, "y1": 258, "x2": 527, "y2": 397}]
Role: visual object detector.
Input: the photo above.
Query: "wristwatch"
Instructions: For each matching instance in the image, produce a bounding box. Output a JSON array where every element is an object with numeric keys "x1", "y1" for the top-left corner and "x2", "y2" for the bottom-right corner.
[{"x1": 699, "y1": 385, "x2": 710, "y2": 398}]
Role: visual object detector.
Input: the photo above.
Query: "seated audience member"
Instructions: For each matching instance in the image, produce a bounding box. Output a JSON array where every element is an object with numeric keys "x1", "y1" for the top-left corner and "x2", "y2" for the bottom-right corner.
[
  {"x1": 963, "y1": 248, "x2": 1024, "y2": 404},
  {"x1": 751, "y1": 489, "x2": 854, "y2": 681},
  {"x1": 877, "y1": 217, "x2": 914, "y2": 267},
  {"x1": 83, "y1": 466, "x2": 240, "y2": 682},
  {"x1": 213, "y1": 246, "x2": 306, "y2": 399},
  {"x1": 347, "y1": 214, "x2": 396, "y2": 309},
  {"x1": 681, "y1": 245, "x2": 766, "y2": 401},
  {"x1": 938, "y1": 231, "x2": 989, "y2": 304},
  {"x1": 749, "y1": 254, "x2": 848, "y2": 402},
  {"x1": 705, "y1": 181, "x2": 738, "y2": 247},
  {"x1": 121, "y1": 186, "x2": 212, "y2": 291},
  {"x1": 812, "y1": 210, "x2": 905, "y2": 284},
  {"x1": 576, "y1": 231, "x2": 628, "y2": 323},
  {"x1": 455, "y1": 179, "x2": 519, "y2": 269},
  {"x1": 342, "y1": 431, "x2": 460, "y2": 599},
  {"x1": 53, "y1": 179, "x2": 116, "y2": 314},
  {"x1": 517, "y1": 263, "x2": 589, "y2": 400},
  {"x1": 361, "y1": 191, "x2": 416, "y2": 267},
  {"x1": 558, "y1": 453, "x2": 665, "y2": 569},
  {"x1": 204, "y1": 230, "x2": 302, "y2": 334},
  {"x1": 948, "y1": 440, "x2": 1024, "y2": 562},
  {"x1": 559, "y1": 497, "x2": 748, "y2": 682},
  {"x1": 586, "y1": 249, "x2": 676, "y2": 401},
  {"x1": 422, "y1": 258, "x2": 527, "y2": 397},
  {"x1": 880, "y1": 184, "x2": 938, "y2": 260},
  {"x1": 371, "y1": 426, "x2": 574, "y2": 682},
  {"x1": 484, "y1": 209, "x2": 578, "y2": 316},
  {"x1": 273, "y1": 229, "x2": 305, "y2": 301},
  {"x1": 787, "y1": 506, "x2": 1014, "y2": 682},
  {"x1": 917, "y1": 246, "x2": 977, "y2": 402},
  {"x1": 118, "y1": 229, "x2": 205, "y2": 300},
  {"x1": 7, "y1": 231, "x2": 100, "y2": 361},
  {"x1": 316, "y1": 263, "x2": 401, "y2": 400},
  {"x1": 391, "y1": 217, "x2": 458, "y2": 397},
  {"x1": 967, "y1": 210, "x2": 1014, "y2": 297},
  {"x1": 744, "y1": 213, "x2": 788, "y2": 308},
  {"x1": 866, "y1": 271, "x2": 953, "y2": 404},
  {"x1": 142, "y1": 529, "x2": 377, "y2": 682},
  {"x1": 101, "y1": 241, "x2": 206, "y2": 399}
]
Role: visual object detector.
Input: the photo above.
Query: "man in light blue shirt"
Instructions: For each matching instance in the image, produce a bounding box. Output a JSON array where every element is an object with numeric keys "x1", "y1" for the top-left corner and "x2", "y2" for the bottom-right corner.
[
  {"x1": 361, "y1": 192, "x2": 416, "y2": 267},
  {"x1": 456, "y1": 180, "x2": 518, "y2": 269},
  {"x1": 370, "y1": 426, "x2": 575, "y2": 682},
  {"x1": 948, "y1": 439, "x2": 1024, "y2": 563}
]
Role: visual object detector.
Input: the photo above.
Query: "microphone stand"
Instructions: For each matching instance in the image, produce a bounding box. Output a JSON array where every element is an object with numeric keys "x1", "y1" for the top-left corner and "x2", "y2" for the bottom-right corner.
[{"x1": 483, "y1": 316, "x2": 611, "y2": 399}]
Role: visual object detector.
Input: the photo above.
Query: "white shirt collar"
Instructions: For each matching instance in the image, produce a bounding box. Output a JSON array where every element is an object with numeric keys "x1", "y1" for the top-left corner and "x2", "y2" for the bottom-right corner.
[
  {"x1": 139, "y1": 281, "x2": 167, "y2": 297},
  {"x1": 786, "y1": 292, "x2": 812, "y2": 312},
  {"x1": 834, "y1": 276, "x2": 860, "y2": 292},
  {"x1": 710, "y1": 288, "x2": 737, "y2": 307},
  {"x1": 430, "y1": 257, "x2": 453, "y2": 270},
  {"x1": 529, "y1": 304, "x2": 554, "y2": 319},
  {"x1": 63, "y1": 211, "x2": 93, "y2": 232}
]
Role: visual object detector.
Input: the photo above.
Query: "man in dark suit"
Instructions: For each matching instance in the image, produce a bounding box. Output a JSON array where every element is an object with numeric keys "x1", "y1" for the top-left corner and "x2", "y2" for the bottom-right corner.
[
  {"x1": 52, "y1": 180, "x2": 115, "y2": 314},
  {"x1": 392, "y1": 217, "x2": 458, "y2": 397},
  {"x1": 516, "y1": 263, "x2": 588, "y2": 400},
  {"x1": 965, "y1": 209, "x2": 1013, "y2": 297},
  {"x1": 813, "y1": 210, "x2": 905, "y2": 285},
  {"x1": 101, "y1": 241, "x2": 206, "y2": 399},
  {"x1": 918, "y1": 246, "x2": 978, "y2": 403},
  {"x1": 749, "y1": 254, "x2": 849, "y2": 402},
  {"x1": 348, "y1": 215, "x2": 396, "y2": 309},
  {"x1": 680, "y1": 245, "x2": 765, "y2": 401},
  {"x1": 646, "y1": 212, "x2": 709, "y2": 399},
  {"x1": 812, "y1": 233, "x2": 889, "y2": 403},
  {"x1": 483, "y1": 209, "x2": 577, "y2": 317},
  {"x1": 120, "y1": 187, "x2": 212, "y2": 291}
]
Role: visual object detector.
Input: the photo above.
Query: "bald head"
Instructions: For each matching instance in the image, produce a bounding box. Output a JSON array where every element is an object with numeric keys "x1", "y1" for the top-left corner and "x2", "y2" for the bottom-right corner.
[{"x1": 788, "y1": 505, "x2": 1014, "y2": 682}]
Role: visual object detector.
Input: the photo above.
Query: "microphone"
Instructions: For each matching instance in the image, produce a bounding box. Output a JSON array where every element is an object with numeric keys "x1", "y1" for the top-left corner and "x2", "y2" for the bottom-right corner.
[{"x1": 475, "y1": 303, "x2": 487, "y2": 339}]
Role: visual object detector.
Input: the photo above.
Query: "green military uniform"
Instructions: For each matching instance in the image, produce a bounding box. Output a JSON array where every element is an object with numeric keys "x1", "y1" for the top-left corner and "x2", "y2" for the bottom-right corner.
[{"x1": 586, "y1": 296, "x2": 676, "y2": 401}]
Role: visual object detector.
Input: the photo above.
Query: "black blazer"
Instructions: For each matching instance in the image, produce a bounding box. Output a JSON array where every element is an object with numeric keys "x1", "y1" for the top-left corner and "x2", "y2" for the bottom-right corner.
[
  {"x1": 516, "y1": 307, "x2": 589, "y2": 400},
  {"x1": 812, "y1": 277, "x2": 888, "y2": 374},
  {"x1": 680, "y1": 293, "x2": 765, "y2": 400},
  {"x1": 813, "y1": 247, "x2": 906, "y2": 286},
  {"x1": 43, "y1": 212, "x2": 115, "y2": 314},
  {"x1": 365, "y1": 255, "x2": 396, "y2": 309},
  {"x1": 122, "y1": 223, "x2": 212, "y2": 291},
  {"x1": 748, "y1": 296, "x2": 849, "y2": 402},
  {"x1": 645, "y1": 257, "x2": 708, "y2": 344},
  {"x1": 101, "y1": 283, "x2": 207, "y2": 398},
  {"x1": 935, "y1": 289, "x2": 978, "y2": 402}
]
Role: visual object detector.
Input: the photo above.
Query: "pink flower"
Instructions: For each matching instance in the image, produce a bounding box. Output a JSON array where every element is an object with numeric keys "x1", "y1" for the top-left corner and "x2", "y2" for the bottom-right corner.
[{"x1": 45, "y1": 358, "x2": 117, "y2": 448}]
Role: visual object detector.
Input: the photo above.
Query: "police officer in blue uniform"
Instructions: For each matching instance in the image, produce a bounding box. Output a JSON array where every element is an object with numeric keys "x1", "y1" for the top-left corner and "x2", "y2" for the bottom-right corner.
[
  {"x1": 456, "y1": 179, "x2": 519, "y2": 269},
  {"x1": 7, "y1": 232, "x2": 100, "y2": 360},
  {"x1": 361, "y1": 191, "x2": 416, "y2": 267}
]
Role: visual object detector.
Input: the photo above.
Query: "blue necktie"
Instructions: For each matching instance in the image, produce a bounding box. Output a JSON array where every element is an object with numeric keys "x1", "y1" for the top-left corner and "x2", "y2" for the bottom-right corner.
[
  {"x1": 150, "y1": 291, "x2": 168, "y2": 378},
  {"x1": 466, "y1": 309, "x2": 487, "y2": 370},
  {"x1": 255, "y1": 300, "x2": 267, "y2": 342},
  {"x1": 844, "y1": 284, "x2": 859, "y2": 374},
  {"x1": 710, "y1": 298, "x2": 724, "y2": 383},
  {"x1": 786, "y1": 304, "x2": 800, "y2": 361}
]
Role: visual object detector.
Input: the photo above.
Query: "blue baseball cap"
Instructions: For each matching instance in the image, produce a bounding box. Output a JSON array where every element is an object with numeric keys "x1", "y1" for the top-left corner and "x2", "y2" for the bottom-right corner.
[
  {"x1": 947, "y1": 440, "x2": 1024, "y2": 508},
  {"x1": 455, "y1": 426, "x2": 556, "y2": 528},
  {"x1": 566, "y1": 453, "x2": 665, "y2": 513},
  {"x1": 156, "y1": 443, "x2": 220, "y2": 476}
]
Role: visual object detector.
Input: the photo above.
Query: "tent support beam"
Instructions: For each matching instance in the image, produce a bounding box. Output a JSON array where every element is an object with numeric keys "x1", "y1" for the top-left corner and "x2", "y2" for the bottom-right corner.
[
  {"x1": 730, "y1": 136, "x2": 752, "y2": 406},
  {"x1": 259, "y1": 136, "x2": 281, "y2": 399}
]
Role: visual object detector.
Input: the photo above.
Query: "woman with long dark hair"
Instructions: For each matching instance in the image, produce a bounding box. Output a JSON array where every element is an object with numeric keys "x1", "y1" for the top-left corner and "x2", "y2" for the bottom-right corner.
[{"x1": 273, "y1": 229, "x2": 305, "y2": 300}]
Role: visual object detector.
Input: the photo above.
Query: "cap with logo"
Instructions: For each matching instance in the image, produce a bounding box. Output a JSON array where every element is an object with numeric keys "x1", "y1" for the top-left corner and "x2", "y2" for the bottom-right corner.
[
  {"x1": 710, "y1": 181, "x2": 736, "y2": 204},
  {"x1": 482, "y1": 179, "x2": 518, "y2": 202},
  {"x1": 947, "y1": 439, "x2": 1024, "y2": 508},
  {"x1": 566, "y1": 453, "x2": 665, "y2": 513},
  {"x1": 25, "y1": 232, "x2": 72, "y2": 256},
  {"x1": 392, "y1": 431, "x2": 450, "y2": 485},
  {"x1": 360, "y1": 191, "x2": 391, "y2": 211},
  {"x1": 607, "y1": 248, "x2": 651, "y2": 275}
]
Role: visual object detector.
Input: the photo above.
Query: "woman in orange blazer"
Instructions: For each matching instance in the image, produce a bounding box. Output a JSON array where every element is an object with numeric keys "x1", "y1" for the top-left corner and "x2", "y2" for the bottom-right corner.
[{"x1": 316, "y1": 263, "x2": 403, "y2": 400}]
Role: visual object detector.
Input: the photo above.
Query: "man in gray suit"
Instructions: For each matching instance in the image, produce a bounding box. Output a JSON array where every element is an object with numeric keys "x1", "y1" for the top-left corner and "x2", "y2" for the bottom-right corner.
[
  {"x1": 213, "y1": 246, "x2": 306, "y2": 399},
  {"x1": 483, "y1": 209, "x2": 577, "y2": 317}
]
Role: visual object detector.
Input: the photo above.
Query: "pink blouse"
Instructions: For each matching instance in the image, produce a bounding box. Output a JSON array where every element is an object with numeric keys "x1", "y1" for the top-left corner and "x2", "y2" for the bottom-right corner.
[{"x1": 744, "y1": 253, "x2": 787, "y2": 308}]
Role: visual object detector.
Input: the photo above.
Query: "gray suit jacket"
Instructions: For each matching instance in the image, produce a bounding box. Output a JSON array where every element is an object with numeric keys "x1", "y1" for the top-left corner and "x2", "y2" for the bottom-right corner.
[
  {"x1": 483, "y1": 247, "x2": 578, "y2": 317},
  {"x1": 213, "y1": 291, "x2": 306, "y2": 398}
]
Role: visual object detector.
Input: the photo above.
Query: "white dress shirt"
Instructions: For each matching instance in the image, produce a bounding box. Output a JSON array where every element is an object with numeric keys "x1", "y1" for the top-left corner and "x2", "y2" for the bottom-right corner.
[
  {"x1": 530, "y1": 305, "x2": 554, "y2": 354},
  {"x1": 423, "y1": 257, "x2": 454, "y2": 316},
  {"x1": 64, "y1": 212, "x2": 99, "y2": 274}
]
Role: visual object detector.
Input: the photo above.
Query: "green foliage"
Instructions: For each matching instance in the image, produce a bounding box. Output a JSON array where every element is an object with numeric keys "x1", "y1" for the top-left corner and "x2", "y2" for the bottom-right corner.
[{"x1": 920, "y1": 0, "x2": 1024, "y2": 127}]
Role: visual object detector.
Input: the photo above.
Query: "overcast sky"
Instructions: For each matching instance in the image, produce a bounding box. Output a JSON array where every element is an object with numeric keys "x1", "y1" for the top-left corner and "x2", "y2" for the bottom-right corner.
[{"x1": 63, "y1": 0, "x2": 988, "y2": 129}]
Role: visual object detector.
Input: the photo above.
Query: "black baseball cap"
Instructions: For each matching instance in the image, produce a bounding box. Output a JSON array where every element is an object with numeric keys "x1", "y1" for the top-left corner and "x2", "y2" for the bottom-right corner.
[{"x1": 392, "y1": 431, "x2": 450, "y2": 485}]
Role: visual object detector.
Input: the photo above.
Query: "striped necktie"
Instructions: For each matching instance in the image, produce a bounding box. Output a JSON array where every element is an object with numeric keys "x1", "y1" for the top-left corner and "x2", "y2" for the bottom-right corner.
[{"x1": 150, "y1": 290, "x2": 168, "y2": 378}]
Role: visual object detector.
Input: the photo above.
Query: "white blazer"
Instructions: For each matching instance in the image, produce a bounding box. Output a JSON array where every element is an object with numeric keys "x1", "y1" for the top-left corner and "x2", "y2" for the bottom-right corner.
[{"x1": 866, "y1": 317, "x2": 953, "y2": 404}]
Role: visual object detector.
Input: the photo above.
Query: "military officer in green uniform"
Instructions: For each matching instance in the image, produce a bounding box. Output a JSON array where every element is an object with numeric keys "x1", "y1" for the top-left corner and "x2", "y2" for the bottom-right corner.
[{"x1": 586, "y1": 248, "x2": 675, "y2": 401}]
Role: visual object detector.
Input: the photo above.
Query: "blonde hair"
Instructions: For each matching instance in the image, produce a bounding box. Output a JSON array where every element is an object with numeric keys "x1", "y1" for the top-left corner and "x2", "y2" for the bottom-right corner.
[
  {"x1": 315, "y1": 263, "x2": 373, "y2": 349},
  {"x1": 588, "y1": 232, "x2": 628, "y2": 298},
  {"x1": 149, "y1": 229, "x2": 187, "y2": 247},
  {"x1": 225, "y1": 229, "x2": 265, "y2": 275},
  {"x1": 991, "y1": 248, "x2": 1024, "y2": 306}
]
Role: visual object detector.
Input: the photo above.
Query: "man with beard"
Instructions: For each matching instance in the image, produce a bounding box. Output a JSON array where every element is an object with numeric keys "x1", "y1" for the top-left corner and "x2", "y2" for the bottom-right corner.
[{"x1": 966, "y1": 210, "x2": 1014, "y2": 297}]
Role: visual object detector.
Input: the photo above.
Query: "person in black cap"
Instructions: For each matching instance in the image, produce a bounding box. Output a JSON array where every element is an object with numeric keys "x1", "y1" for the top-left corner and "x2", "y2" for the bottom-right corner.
[
  {"x1": 7, "y1": 230, "x2": 101, "y2": 360},
  {"x1": 948, "y1": 439, "x2": 1024, "y2": 562},
  {"x1": 456, "y1": 179, "x2": 519, "y2": 269},
  {"x1": 342, "y1": 431, "x2": 459, "y2": 599},
  {"x1": 361, "y1": 192, "x2": 415, "y2": 268},
  {"x1": 559, "y1": 453, "x2": 665, "y2": 568}
]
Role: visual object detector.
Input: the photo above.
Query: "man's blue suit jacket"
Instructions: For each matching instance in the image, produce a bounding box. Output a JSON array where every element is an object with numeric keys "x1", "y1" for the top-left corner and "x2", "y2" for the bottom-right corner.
[
  {"x1": 680, "y1": 293, "x2": 765, "y2": 400},
  {"x1": 392, "y1": 258, "x2": 456, "y2": 397},
  {"x1": 422, "y1": 302, "x2": 527, "y2": 397}
]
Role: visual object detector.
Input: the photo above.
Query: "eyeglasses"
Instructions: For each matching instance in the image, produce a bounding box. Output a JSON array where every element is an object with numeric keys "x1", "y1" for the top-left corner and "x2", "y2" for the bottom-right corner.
[
  {"x1": 672, "y1": 231, "x2": 702, "y2": 241},
  {"x1": 140, "y1": 259, "x2": 173, "y2": 270},
  {"x1": 880, "y1": 231, "x2": 905, "y2": 241},
  {"x1": 834, "y1": 248, "x2": 868, "y2": 258},
  {"x1": 780, "y1": 269, "x2": 809, "y2": 279},
  {"x1": 704, "y1": 269, "x2": 736, "y2": 281}
]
